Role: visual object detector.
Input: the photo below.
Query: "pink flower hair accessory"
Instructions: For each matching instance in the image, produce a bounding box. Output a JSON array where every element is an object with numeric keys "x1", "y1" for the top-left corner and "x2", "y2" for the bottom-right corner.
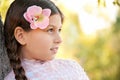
[{"x1": 23, "y1": 5, "x2": 51, "y2": 29}]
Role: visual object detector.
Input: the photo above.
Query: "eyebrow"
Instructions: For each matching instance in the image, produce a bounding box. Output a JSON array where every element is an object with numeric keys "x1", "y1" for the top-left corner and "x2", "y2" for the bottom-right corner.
[{"x1": 48, "y1": 25, "x2": 62, "y2": 29}]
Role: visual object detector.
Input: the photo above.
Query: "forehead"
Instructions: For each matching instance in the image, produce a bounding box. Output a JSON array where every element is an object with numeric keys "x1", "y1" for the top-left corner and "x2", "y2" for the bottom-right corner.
[{"x1": 49, "y1": 14, "x2": 62, "y2": 27}]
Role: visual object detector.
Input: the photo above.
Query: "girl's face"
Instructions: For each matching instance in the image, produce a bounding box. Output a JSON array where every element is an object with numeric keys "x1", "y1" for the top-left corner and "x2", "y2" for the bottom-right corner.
[{"x1": 21, "y1": 14, "x2": 62, "y2": 61}]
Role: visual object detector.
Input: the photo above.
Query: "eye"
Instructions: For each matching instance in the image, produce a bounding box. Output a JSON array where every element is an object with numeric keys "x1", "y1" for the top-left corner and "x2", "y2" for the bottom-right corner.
[
  {"x1": 47, "y1": 28, "x2": 54, "y2": 33},
  {"x1": 58, "y1": 29, "x2": 62, "y2": 33}
]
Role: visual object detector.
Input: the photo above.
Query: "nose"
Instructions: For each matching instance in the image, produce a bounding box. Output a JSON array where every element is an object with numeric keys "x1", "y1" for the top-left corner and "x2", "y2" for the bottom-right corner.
[{"x1": 54, "y1": 33, "x2": 62, "y2": 44}]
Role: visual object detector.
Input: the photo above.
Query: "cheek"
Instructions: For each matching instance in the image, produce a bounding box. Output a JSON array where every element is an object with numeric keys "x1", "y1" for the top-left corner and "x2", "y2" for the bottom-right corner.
[
  {"x1": 28, "y1": 36, "x2": 53, "y2": 60},
  {"x1": 28, "y1": 33, "x2": 53, "y2": 52},
  {"x1": 24, "y1": 31, "x2": 55, "y2": 60},
  {"x1": 28, "y1": 34, "x2": 53, "y2": 52}
]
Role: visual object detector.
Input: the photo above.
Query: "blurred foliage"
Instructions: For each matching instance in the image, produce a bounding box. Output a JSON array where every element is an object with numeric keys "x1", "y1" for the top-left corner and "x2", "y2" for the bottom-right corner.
[
  {"x1": 0, "y1": 0, "x2": 12, "y2": 21},
  {"x1": 58, "y1": 0, "x2": 120, "y2": 80},
  {"x1": 0, "y1": 0, "x2": 120, "y2": 80},
  {"x1": 113, "y1": 0, "x2": 120, "y2": 6}
]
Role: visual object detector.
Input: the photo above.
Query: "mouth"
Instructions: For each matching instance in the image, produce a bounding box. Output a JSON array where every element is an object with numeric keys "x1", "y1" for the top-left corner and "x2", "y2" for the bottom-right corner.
[{"x1": 50, "y1": 47, "x2": 59, "y2": 54}]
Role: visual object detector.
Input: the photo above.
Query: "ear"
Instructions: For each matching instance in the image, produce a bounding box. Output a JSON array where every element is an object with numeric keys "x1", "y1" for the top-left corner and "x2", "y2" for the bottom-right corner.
[{"x1": 14, "y1": 27, "x2": 26, "y2": 45}]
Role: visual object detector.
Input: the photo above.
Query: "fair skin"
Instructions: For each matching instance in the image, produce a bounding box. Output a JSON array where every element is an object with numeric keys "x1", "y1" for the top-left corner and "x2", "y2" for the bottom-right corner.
[{"x1": 14, "y1": 14, "x2": 62, "y2": 61}]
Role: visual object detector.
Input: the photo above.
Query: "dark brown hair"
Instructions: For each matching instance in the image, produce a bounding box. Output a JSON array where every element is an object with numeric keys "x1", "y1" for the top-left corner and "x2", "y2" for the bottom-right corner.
[{"x1": 3, "y1": 0, "x2": 63, "y2": 79}]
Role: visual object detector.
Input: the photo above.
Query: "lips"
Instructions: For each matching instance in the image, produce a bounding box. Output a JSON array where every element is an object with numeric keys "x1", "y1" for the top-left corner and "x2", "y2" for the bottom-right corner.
[{"x1": 50, "y1": 47, "x2": 58, "y2": 54}]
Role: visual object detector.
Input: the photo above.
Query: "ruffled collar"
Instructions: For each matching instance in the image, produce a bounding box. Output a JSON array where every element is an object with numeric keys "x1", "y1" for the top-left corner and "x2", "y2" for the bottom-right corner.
[
  {"x1": 21, "y1": 58, "x2": 55, "y2": 66},
  {"x1": 22, "y1": 59, "x2": 45, "y2": 64}
]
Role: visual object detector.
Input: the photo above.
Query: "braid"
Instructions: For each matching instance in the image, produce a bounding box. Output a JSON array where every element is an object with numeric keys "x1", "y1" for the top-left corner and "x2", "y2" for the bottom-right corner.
[{"x1": 6, "y1": 37, "x2": 27, "y2": 80}]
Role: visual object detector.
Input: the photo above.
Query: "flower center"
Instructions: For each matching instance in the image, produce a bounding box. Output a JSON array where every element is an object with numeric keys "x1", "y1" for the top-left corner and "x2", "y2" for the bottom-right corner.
[{"x1": 33, "y1": 14, "x2": 44, "y2": 22}]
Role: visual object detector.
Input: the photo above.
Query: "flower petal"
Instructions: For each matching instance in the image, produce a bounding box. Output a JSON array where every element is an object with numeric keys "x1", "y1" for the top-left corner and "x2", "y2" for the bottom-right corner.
[
  {"x1": 30, "y1": 23, "x2": 38, "y2": 29},
  {"x1": 35, "y1": 17, "x2": 49, "y2": 29},
  {"x1": 27, "y1": 5, "x2": 42, "y2": 16},
  {"x1": 42, "y1": 9, "x2": 51, "y2": 17},
  {"x1": 23, "y1": 5, "x2": 51, "y2": 30},
  {"x1": 24, "y1": 12, "x2": 32, "y2": 23}
]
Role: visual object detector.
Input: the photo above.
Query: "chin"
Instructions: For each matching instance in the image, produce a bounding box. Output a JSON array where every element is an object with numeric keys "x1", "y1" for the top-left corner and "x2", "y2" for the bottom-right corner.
[
  {"x1": 47, "y1": 57, "x2": 55, "y2": 61},
  {"x1": 39, "y1": 56, "x2": 55, "y2": 62}
]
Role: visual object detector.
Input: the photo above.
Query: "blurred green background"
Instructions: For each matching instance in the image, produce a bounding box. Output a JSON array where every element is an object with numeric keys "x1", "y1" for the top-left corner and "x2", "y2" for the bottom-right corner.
[{"x1": 0, "y1": 0, "x2": 120, "y2": 80}]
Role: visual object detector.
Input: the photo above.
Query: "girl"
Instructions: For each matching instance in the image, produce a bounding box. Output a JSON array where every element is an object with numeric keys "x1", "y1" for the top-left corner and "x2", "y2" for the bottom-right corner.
[{"x1": 4, "y1": 0, "x2": 89, "y2": 80}]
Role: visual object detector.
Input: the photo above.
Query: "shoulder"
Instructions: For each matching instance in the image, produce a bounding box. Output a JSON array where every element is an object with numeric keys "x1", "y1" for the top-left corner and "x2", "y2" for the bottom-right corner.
[
  {"x1": 54, "y1": 58, "x2": 82, "y2": 68},
  {"x1": 4, "y1": 71, "x2": 15, "y2": 80},
  {"x1": 54, "y1": 59, "x2": 90, "y2": 80},
  {"x1": 53, "y1": 59, "x2": 84, "y2": 72}
]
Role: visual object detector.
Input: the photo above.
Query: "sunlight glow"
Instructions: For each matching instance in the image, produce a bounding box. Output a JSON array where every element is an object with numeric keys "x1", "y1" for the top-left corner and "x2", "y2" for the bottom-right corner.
[{"x1": 58, "y1": 0, "x2": 119, "y2": 35}]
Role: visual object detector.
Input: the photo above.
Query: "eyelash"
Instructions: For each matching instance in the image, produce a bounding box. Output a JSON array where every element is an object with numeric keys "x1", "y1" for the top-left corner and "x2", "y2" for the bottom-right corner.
[
  {"x1": 47, "y1": 28, "x2": 62, "y2": 33},
  {"x1": 59, "y1": 29, "x2": 61, "y2": 32},
  {"x1": 47, "y1": 28, "x2": 54, "y2": 33}
]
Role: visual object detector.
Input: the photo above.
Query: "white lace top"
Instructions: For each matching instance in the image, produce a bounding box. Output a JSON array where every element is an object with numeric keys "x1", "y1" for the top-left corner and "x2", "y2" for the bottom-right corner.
[{"x1": 4, "y1": 59, "x2": 89, "y2": 80}]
